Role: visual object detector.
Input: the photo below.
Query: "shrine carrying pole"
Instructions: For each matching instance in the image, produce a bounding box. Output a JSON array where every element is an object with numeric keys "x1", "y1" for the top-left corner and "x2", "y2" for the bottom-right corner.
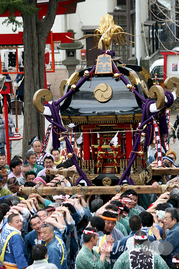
[{"x1": 21, "y1": 184, "x2": 178, "y2": 196}]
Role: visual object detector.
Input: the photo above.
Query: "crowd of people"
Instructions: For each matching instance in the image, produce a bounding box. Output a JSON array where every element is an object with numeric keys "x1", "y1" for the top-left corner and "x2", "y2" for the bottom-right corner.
[{"x1": 0, "y1": 139, "x2": 179, "y2": 269}]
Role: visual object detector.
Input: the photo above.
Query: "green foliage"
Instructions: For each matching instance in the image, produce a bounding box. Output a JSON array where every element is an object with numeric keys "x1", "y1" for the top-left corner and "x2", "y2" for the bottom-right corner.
[{"x1": 0, "y1": 0, "x2": 39, "y2": 32}]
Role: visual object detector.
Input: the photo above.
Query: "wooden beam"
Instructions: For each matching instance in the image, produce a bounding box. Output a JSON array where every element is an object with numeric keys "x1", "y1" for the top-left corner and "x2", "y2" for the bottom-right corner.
[
  {"x1": 21, "y1": 184, "x2": 178, "y2": 196},
  {"x1": 152, "y1": 167, "x2": 179, "y2": 176}
]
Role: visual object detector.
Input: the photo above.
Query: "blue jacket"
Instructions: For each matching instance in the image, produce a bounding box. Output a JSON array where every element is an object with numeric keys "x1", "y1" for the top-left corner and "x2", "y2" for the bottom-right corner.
[
  {"x1": 25, "y1": 229, "x2": 63, "y2": 265},
  {"x1": 159, "y1": 222, "x2": 179, "y2": 266},
  {"x1": 110, "y1": 230, "x2": 155, "y2": 266},
  {"x1": 15, "y1": 73, "x2": 24, "y2": 96},
  {"x1": 1, "y1": 224, "x2": 28, "y2": 269},
  {"x1": 46, "y1": 236, "x2": 68, "y2": 269},
  {"x1": 25, "y1": 229, "x2": 46, "y2": 265}
]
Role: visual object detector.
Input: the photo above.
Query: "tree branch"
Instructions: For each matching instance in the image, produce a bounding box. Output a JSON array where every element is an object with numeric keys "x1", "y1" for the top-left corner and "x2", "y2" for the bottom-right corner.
[{"x1": 37, "y1": 0, "x2": 58, "y2": 39}]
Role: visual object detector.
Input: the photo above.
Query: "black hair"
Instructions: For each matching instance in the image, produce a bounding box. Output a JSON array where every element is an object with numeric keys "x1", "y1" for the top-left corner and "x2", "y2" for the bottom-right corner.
[
  {"x1": 0, "y1": 153, "x2": 6, "y2": 157},
  {"x1": 24, "y1": 182, "x2": 36, "y2": 187},
  {"x1": 0, "y1": 205, "x2": 9, "y2": 215},
  {"x1": 110, "y1": 200, "x2": 130, "y2": 213},
  {"x1": 134, "y1": 230, "x2": 148, "y2": 245},
  {"x1": 156, "y1": 203, "x2": 171, "y2": 211},
  {"x1": 44, "y1": 155, "x2": 54, "y2": 162},
  {"x1": 13, "y1": 155, "x2": 23, "y2": 160},
  {"x1": 102, "y1": 211, "x2": 117, "y2": 219},
  {"x1": 62, "y1": 203, "x2": 76, "y2": 214},
  {"x1": 165, "y1": 208, "x2": 179, "y2": 222},
  {"x1": 28, "y1": 136, "x2": 38, "y2": 146},
  {"x1": 0, "y1": 199, "x2": 12, "y2": 207},
  {"x1": 25, "y1": 170, "x2": 37, "y2": 178},
  {"x1": 51, "y1": 148, "x2": 60, "y2": 154},
  {"x1": 8, "y1": 213, "x2": 19, "y2": 224},
  {"x1": 30, "y1": 214, "x2": 41, "y2": 224},
  {"x1": 90, "y1": 216, "x2": 105, "y2": 232},
  {"x1": 37, "y1": 208, "x2": 48, "y2": 215},
  {"x1": 122, "y1": 189, "x2": 138, "y2": 197},
  {"x1": 0, "y1": 211, "x2": 3, "y2": 222},
  {"x1": 139, "y1": 211, "x2": 154, "y2": 227},
  {"x1": 105, "y1": 204, "x2": 118, "y2": 212},
  {"x1": 120, "y1": 194, "x2": 132, "y2": 200},
  {"x1": 90, "y1": 198, "x2": 103, "y2": 213},
  {"x1": 0, "y1": 105, "x2": 10, "y2": 114},
  {"x1": 32, "y1": 244, "x2": 47, "y2": 261},
  {"x1": 83, "y1": 227, "x2": 97, "y2": 243},
  {"x1": 9, "y1": 157, "x2": 22, "y2": 171},
  {"x1": 0, "y1": 203, "x2": 10, "y2": 213},
  {"x1": 129, "y1": 215, "x2": 142, "y2": 231},
  {"x1": 167, "y1": 196, "x2": 179, "y2": 208}
]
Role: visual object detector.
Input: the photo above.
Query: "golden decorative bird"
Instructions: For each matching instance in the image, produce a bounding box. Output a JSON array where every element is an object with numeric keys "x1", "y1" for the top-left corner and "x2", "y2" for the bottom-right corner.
[{"x1": 66, "y1": 14, "x2": 130, "y2": 51}]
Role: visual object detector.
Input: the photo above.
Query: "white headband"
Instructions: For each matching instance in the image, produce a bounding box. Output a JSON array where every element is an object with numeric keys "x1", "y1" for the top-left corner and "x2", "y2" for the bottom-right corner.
[
  {"x1": 120, "y1": 198, "x2": 132, "y2": 203},
  {"x1": 104, "y1": 209, "x2": 118, "y2": 215},
  {"x1": 83, "y1": 229, "x2": 98, "y2": 235},
  {"x1": 172, "y1": 257, "x2": 179, "y2": 264},
  {"x1": 134, "y1": 234, "x2": 148, "y2": 240}
]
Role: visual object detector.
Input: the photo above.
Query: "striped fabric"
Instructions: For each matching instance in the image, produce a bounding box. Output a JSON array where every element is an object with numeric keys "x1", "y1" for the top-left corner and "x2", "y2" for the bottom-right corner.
[{"x1": 153, "y1": 119, "x2": 162, "y2": 166}]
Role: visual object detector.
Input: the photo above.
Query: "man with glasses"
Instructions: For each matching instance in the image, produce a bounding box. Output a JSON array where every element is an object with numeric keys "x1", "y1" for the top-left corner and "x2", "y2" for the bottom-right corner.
[{"x1": 37, "y1": 154, "x2": 55, "y2": 177}]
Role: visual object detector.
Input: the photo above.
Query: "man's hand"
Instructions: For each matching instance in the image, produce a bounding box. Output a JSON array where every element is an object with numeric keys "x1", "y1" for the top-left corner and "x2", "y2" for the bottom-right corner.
[
  {"x1": 45, "y1": 168, "x2": 52, "y2": 175},
  {"x1": 152, "y1": 226, "x2": 161, "y2": 240},
  {"x1": 158, "y1": 192, "x2": 170, "y2": 200}
]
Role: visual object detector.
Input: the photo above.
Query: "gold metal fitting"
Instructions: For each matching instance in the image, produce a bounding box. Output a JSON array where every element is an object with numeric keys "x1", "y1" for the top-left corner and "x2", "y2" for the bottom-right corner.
[
  {"x1": 141, "y1": 133, "x2": 146, "y2": 137},
  {"x1": 59, "y1": 137, "x2": 64, "y2": 142},
  {"x1": 68, "y1": 153, "x2": 73, "y2": 158},
  {"x1": 126, "y1": 84, "x2": 133, "y2": 89},
  {"x1": 114, "y1": 73, "x2": 120, "y2": 78},
  {"x1": 84, "y1": 70, "x2": 89, "y2": 77},
  {"x1": 71, "y1": 84, "x2": 76, "y2": 91},
  {"x1": 138, "y1": 151, "x2": 144, "y2": 156},
  {"x1": 138, "y1": 124, "x2": 147, "y2": 132}
]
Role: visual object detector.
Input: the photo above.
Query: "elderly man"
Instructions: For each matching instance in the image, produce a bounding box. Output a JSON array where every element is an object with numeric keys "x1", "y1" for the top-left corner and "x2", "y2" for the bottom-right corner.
[
  {"x1": 21, "y1": 164, "x2": 31, "y2": 178},
  {"x1": 113, "y1": 231, "x2": 169, "y2": 269},
  {"x1": 152, "y1": 207, "x2": 179, "y2": 267},
  {"x1": 1, "y1": 213, "x2": 28, "y2": 268},
  {"x1": 32, "y1": 139, "x2": 44, "y2": 166},
  {"x1": 41, "y1": 223, "x2": 67, "y2": 269}
]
